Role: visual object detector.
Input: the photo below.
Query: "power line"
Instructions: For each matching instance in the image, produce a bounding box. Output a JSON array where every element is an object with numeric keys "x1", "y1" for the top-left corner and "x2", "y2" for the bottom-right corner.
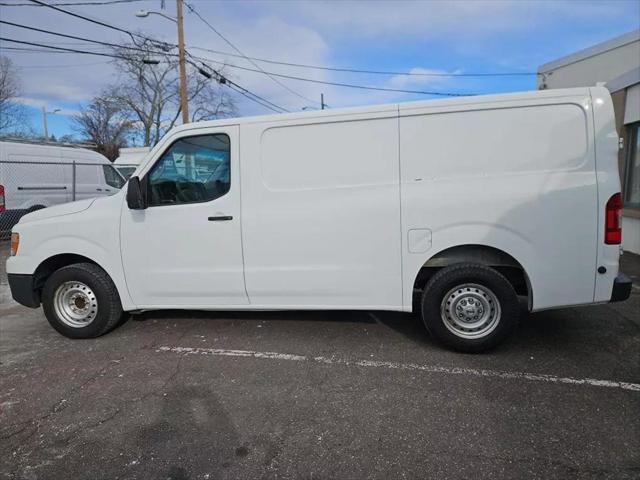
[
  {"x1": 0, "y1": 0, "x2": 143, "y2": 5},
  {"x1": 190, "y1": 45, "x2": 540, "y2": 78},
  {"x1": 0, "y1": 37, "x2": 289, "y2": 114},
  {"x1": 0, "y1": 20, "x2": 164, "y2": 55},
  {"x1": 17, "y1": 0, "x2": 290, "y2": 111},
  {"x1": 0, "y1": 37, "x2": 131, "y2": 60},
  {"x1": 26, "y1": 0, "x2": 136, "y2": 37},
  {"x1": 0, "y1": 46, "x2": 109, "y2": 53},
  {"x1": 4, "y1": 5, "x2": 467, "y2": 105},
  {"x1": 0, "y1": 21, "x2": 287, "y2": 111},
  {"x1": 227, "y1": 82, "x2": 287, "y2": 113},
  {"x1": 25, "y1": 0, "x2": 172, "y2": 49},
  {"x1": 27, "y1": 41, "x2": 116, "y2": 46},
  {"x1": 0, "y1": 19, "x2": 471, "y2": 97},
  {"x1": 196, "y1": 62, "x2": 288, "y2": 113},
  {"x1": 225, "y1": 83, "x2": 283, "y2": 114},
  {"x1": 5, "y1": 0, "x2": 538, "y2": 79},
  {"x1": 183, "y1": 0, "x2": 318, "y2": 108},
  {"x1": 0, "y1": 30, "x2": 470, "y2": 97},
  {"x1": 16, "y1": 61, "x2": 111, "y2": 68},
  {"x1": 191, "y1": 54, "x2": 472, "y2": 97}
]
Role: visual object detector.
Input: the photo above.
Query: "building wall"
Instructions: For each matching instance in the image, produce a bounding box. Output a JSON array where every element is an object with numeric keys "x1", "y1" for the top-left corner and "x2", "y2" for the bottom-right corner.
[
  {"x1": 538, "y1": 31, "x2": 640, "y2": 89},
  {"x1": 611, "y1": 90, "x2": 627, "y2": 180}
]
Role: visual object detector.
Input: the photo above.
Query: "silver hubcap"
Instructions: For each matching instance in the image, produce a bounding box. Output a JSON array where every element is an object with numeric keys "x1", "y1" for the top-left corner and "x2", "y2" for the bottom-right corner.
[
  {"x1": 53, "y1": 281, "x2": 98, "y2": 328},
  {"x1": 440, "y1": 283, "x2": 501, "y2": 339}
]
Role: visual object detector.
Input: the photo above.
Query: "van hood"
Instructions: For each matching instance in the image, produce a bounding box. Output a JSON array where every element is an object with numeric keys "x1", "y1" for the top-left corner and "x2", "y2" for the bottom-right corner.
[{"x1": 19, "y1": 198, "x2": 97, "y2": 224}]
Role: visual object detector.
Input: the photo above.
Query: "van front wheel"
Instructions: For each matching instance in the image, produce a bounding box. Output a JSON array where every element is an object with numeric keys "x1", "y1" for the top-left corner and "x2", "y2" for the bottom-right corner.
[
  {"x1": 42, "y1": 263, "x2": 124, "y2": 339},
  {"x1": 421, "y1": 264, "x2": 519, "y2": 352}
]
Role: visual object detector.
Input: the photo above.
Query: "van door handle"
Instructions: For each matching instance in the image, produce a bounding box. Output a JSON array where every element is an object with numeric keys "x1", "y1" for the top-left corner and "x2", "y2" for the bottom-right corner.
[{"x1": 208, "y1": 215, "x2": 233, "y2": 221}]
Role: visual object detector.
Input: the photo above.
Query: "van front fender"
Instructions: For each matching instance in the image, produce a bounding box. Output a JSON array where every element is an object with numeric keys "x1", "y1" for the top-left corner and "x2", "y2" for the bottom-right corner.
[{"x1": 9, "y1": 235, "x2": 134, "y2": 310}]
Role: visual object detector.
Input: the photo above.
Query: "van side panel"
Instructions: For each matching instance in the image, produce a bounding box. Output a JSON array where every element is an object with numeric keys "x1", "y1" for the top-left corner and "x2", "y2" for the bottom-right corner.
[
  {"x1": 4, "y1": 151, "x2": 70, "y2": 209},
  {"x1": 241, "y1": 111, "x2": 403, "y2": 308},
  {"x1": 399, "y1": 95, "x2": 598, "y2": 311}
]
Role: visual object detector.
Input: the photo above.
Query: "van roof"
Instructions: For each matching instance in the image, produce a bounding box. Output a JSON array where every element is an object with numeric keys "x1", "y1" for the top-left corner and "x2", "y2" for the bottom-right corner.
[
  {"x1": 0, "y1": 141, "x2": 110, "y2": 164},
  {"x1": 0, "y1": 138, "x2": 95, "y2": 149},
  {"x1": 169, "y1": 86, "x2": 599, "y2": 133}
]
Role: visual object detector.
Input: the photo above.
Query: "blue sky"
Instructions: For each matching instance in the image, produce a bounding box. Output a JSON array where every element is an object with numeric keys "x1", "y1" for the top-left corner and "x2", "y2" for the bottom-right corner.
[{"x1": 1, "y1": 0, "x2": 639, "y2": 142}]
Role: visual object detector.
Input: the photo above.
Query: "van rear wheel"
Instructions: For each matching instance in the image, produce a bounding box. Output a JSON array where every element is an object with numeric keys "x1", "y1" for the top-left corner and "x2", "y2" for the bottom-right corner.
[
  {"x1": 42, "y1": 263, "x2": 124, "y2": 339},
  {"x1": 421, "y1": 264, "x2": 519, "y2": 352}
]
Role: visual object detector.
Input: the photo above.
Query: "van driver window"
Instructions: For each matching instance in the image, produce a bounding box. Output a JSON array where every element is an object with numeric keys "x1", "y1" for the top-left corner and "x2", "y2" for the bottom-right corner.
[{"x1": 147, "y1": 134, "x2": 230, "y2": 206}]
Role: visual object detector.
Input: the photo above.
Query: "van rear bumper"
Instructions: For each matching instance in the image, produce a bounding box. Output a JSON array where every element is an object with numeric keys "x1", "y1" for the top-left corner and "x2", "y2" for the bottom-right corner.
[
  {"x1": 7, "y1": 273, "x2": 40, "y2": 308},
  {"x1": 610, "y1": 273, "x2": 632, "y2": 303}
]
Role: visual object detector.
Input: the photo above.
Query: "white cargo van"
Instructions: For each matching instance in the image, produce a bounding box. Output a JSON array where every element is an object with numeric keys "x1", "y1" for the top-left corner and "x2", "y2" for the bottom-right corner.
[
  {"x1": 5, "y1": 87, "x2": 632, "y2": 352},
  {"x1": 0, "y1": 141, "x2": 125, "y2": 232}
]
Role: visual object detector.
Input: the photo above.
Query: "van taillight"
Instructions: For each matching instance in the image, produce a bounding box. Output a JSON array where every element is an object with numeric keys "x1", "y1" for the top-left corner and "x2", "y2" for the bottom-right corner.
[
  {"x1": 605, "y1": 193, "x2": 622, "y2": 245},
  {"x1": 0, "y1": 185, "x2": 5, "y2": 213}
]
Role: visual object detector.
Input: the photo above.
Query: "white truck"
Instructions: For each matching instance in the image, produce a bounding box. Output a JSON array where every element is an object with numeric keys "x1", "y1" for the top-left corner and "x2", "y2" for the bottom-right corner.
[
  {"x1": 5, "y1": 87, "x2": 632, "y2": 352},
  {"x1": 0, "y1": 141, "x2": 125, "y2": 233}
]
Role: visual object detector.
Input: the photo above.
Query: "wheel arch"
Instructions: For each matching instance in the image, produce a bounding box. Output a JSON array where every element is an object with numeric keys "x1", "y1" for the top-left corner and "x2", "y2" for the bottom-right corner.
[
  {"x1": 32, "y1": 253, "x2": 101, "y2": 300},
  {"x1": 17, "y1": 196, "x2": 52, "y2": 210},
  {"x1": 26, "y1": 204, "x2": 47, "y2": 212},
  {"x1": 411, "y1": 244, "x2": 532, "y2": 309}
]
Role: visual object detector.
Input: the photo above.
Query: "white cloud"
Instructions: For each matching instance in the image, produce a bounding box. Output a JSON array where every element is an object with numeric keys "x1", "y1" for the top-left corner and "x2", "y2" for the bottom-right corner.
[
  {"x1": 388, "y1": 67, "x2": 461, "y2": 89},
  {"x1": 267, "y1": 0, "x2": 638, "y2": 39},
  {"x1": 15, "y1": 97, "x2": 80, "y2": 117},
  {"x1": 184, "y1": 13, "x2": 333, "y2": 112}
]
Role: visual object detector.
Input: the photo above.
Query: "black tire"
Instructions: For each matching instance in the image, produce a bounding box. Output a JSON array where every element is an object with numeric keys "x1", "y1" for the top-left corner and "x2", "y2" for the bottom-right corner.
[
  {"x1": 421, "y1": 264, "x2": 519, "y2": 353},
  {"x1": 42, "y1": 263, "x2": 124, "y2": 339}
]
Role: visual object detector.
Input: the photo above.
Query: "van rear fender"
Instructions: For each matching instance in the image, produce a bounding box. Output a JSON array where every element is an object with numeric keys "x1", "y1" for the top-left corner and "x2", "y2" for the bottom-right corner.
[{"x1": 405, "y1": 224, "x2": 534, "y2": 311}]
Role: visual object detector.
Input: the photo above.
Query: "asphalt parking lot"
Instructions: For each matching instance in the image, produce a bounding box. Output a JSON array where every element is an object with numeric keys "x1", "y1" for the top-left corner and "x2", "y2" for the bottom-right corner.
[{"x1": 1, "y1": 244, "x2": 639, "y2": 480}]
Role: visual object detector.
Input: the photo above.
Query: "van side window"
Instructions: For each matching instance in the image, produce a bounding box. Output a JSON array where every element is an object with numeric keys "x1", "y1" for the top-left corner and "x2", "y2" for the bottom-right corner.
[
  {"x1": 103, "y1": 165, "x2": 125, "y2": 189},
  {"x1": 146, "y1": 134, "x2": 230, "y2": 206}
]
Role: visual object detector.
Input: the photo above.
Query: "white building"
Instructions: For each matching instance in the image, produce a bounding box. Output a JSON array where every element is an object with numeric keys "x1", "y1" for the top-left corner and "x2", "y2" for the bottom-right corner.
[{"x1": 538, "y1": 30, "x2": 640, "y2": 254}]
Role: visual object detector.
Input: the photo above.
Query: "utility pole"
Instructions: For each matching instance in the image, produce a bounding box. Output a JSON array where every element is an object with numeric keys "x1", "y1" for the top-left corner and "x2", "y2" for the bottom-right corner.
[
  {"x1": 176, "y1": 0, "x2": 189, "y2": 123},
  {"x1": 42, "y1": 106, "x2": 49, "y2": 139},
  {"x1": 321, "y1": 93, "x2": 326, "y2": 110},
  {"x1": 42, "y1": 107, "x2": 60, "y2": 139},
  {"x1": 134, "y1": 7, "x2": 186, "y2": 118}
]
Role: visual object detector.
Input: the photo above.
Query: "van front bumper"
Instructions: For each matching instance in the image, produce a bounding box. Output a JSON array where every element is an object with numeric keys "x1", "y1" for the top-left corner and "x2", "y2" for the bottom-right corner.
[
  {"x1": 610, "y1": 273, "x2": 632, "y2": 303},
  {"x1": 7, "y1": 273, "x2": 40, "y2": 308}
]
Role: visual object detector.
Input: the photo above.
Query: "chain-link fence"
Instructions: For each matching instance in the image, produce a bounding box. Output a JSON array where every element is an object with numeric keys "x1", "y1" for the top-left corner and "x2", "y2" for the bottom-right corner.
[{"x1": 1, "y1": 160, "x2": 136, "y2": 283}]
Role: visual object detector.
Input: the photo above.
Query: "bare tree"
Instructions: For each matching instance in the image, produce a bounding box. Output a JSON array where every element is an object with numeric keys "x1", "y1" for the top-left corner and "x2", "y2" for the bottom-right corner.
[
  {"x1": 73, "y1": 94, "x2": 133, "y2": 160},
  {"x1": 109, "y1": 42, "x2": 237, "y2": 147},
  {"x1": 190, "y1": 75, "x2": 237, "y2": 123},
  {"x1": 0, "y1": 56, "x2": 28, "y2": 134}
]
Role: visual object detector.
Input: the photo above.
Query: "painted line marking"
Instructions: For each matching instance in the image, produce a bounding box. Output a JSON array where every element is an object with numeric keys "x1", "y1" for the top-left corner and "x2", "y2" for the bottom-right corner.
[{"x1": 156, "y1": 346, "x2": 640, "y2": 392}]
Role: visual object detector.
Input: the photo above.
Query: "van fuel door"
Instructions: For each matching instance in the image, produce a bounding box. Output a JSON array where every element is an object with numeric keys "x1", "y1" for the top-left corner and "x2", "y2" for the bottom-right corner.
[{"x1": 408, "y1": 229, "x2": 432, "y2": 253}]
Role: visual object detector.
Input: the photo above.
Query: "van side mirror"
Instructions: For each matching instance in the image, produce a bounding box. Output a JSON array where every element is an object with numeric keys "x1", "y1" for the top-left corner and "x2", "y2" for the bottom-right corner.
[{"x1": 126, "y1": 176, "x2": 147, "y2": 210}]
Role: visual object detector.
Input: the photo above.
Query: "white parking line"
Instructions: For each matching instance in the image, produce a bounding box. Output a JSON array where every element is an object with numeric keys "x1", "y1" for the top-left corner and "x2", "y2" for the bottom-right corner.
[{"x1": 156, "y1": 346, "x2": 640, "y2": 392}]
